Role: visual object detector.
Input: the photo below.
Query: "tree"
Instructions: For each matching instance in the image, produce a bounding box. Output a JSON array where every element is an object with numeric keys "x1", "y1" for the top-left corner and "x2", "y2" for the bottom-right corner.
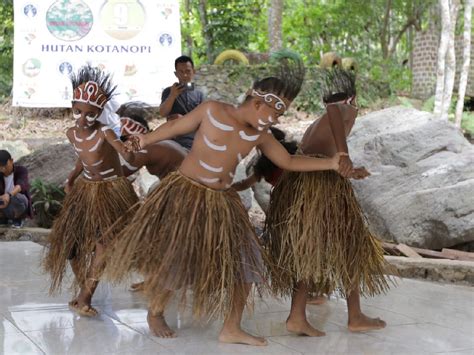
[
  {"x1": 0, "y1": 1, "x2": 13, "y2": 99},
  {"x1": 455, "y1": 0, "x2": 472, "y2": 127},
  {"x1": 268, "y1": 0, "x2": 283, "y2": 53}
]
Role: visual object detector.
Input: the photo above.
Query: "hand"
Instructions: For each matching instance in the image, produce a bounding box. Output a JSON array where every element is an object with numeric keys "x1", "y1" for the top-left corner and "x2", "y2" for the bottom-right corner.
[
  {"x1": 350, "y1": 166, "x2": 371, "y2": 180},
  {"x1": 337, "y1": 154, "x2": 353, "y2": 178},
  {"x1": 0, "y1": 193, "x2": 10, "y2": 208},
  {"x1": 64, "y1": 182, "x2": 73, "y2": 194},
  {"x1": 169, "y1": 82, "x2": 185, "y2": 98},
  {"x1": 125, "y1": 134, "x2": 145, "y2": 152}
]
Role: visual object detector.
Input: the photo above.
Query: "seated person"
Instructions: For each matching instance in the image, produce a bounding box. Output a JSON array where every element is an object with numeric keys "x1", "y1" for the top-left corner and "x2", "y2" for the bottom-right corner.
[{"x1": 0, "y1": 150, "x2": 32, "y2": 228}]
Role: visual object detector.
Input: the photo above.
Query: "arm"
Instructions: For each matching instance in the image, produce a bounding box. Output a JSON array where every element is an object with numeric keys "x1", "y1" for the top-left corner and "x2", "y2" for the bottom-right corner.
[
  {"x1": 258, "y1": 135, "x2": 339, "y2": 172},
  {"x1": 326, "y1": 104, "x2": 352, "y2": 177},
  {"x1": 65, "y1": 159, "x2": 83, "y2": 193},
  {"x1": 137, "y1": 102, "x2": 206, "y2": 148},
  {"x1": 103, "y1": 128, "x2": 137, "y2": 163},
  {"x1": 159, "y1": 84, "x2": 184, "y2": 117},
  {"x1": 232, "y1": 174, "x2": 260, "y2": 191}
]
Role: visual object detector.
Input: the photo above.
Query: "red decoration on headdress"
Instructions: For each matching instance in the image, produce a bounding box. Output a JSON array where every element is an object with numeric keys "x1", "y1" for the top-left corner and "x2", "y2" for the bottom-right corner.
[
  {"x1": 120, "y1": 117, "x2": 148, "y2": 137},
  {"x1": 73, "y1": 81, "x2": 108, "y2": 109}
]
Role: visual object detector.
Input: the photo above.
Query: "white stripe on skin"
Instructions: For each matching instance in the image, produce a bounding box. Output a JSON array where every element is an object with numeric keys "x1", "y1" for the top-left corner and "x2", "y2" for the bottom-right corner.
[
  {"x1": 103, "y1": 175, "x2": 118, "y2": 181},
  {"x1": 90, "y1": 160, "x2": 103, "y2": 167},
  {"x1": 122, "y1": 160, "x2": 139, "y2": 171},
  {"x1": 138, "y1": 150, "x2": 148, "y2": 154},
  {"x1": 198, "y1": 176, "x2": 220, "y2": 184},
  {"x1": 257, "y1": 126, "x2": 264, "y2": 131},
  {"x1": 73, "y1": 113, "x2": 81, "y2": 119},
  {"x1": 84, "y1": 172, "x2": 91, "y2": 179},
  {"x1": 73, "y1": 130, "x2": 83, "y2": 142},
  {"x1": 73, "y1": 144, "x2": 82, "y2": 152},
  {"x1": 239, "y1": 130, "x2": 260, "y2": 142},
  {"x1": 101, "y1": 126, "x2": 111, "y2": 132},
  {"x1": 207, "y1": 109, "x2": 234, "y2": 131},
  {"x1": 100, "y1": 168, "x2": 115, "y2": 175},
  {"x1": 203, "y1": 134, "x2": 227, "y2": 152},
  {"x1": 86, "y1": 130, "x2": 98, "y2": 141},
  {"x1": 199, "y1": 160, "x2": 223, "y2": 173},
  {"x1": 89, "y1": 138, "x2": 102, "y2": 152},
  {"x1": 237, "y1": 153, "x2": 243, "y2": 162}
]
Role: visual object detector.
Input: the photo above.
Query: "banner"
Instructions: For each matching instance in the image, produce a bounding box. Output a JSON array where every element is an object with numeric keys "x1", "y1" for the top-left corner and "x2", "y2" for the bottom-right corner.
[{"x1": 13, "y1": 0, "x2": 181, "y2": 107}]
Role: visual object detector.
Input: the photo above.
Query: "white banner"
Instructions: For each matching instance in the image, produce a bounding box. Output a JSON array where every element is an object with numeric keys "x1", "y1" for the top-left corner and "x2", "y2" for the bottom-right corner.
[{"x1": 13, "y1": 0, "x2": 181, "y2": 107}]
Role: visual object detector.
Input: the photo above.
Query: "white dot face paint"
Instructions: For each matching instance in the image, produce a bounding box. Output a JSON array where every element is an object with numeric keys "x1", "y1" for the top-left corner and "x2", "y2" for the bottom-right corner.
[
  {"x1": 199, "y1": 160, "x2": 223, "y2": 173},
  {"x1": 257, "y1": 126, "x2": 264, "y2": 131},
  {"x1": 239, "y1": 130, "x2": 260, "y2": 142},
  {"x1": 89, "y1": 138, "x2": 102, "y2": 152},
  {"x1": 72, "y1": 112, "x2": 81, "y2": 119},
  {"x1": 207, "y1": 109, "x2": 234, "y2": 131},
  {"x1": 203, "y1": 134, "x2": 227, "y2": 152},
  {"x1": 86, "y1": 114, "x2": 98, "y2": 122}
]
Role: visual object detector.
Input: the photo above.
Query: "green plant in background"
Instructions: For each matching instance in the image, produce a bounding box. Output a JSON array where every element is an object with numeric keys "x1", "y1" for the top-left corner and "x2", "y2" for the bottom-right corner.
[
  {"x1": 0, "y1": 1, "x2": 13, "y2": 101},
  {"x1": 31, "y1": 178, "x2": 65, "y2": 228}
]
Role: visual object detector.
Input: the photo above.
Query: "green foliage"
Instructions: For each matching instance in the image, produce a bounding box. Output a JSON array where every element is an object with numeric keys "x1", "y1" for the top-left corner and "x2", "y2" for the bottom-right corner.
[
  {"x1": 31, "y1": 179, "x2": 64, "y2": 228},
  {"x1": 460, "y1": 112, "x2": 474, "y2": 136},
  {"x1": 0, "y1": 1, "x2": 13, "y2": 100}
]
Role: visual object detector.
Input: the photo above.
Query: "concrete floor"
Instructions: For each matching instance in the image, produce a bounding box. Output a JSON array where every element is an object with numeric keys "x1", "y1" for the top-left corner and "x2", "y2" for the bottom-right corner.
[{"x1": 0, "y1": 241, "x2": 473, "y2": 355}]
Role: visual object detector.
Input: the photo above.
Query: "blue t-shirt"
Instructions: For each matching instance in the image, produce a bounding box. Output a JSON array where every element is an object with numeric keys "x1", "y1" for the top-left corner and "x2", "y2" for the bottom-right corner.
[{"x1": 161, "y1": 86, "x2": 204, "y2": 150}]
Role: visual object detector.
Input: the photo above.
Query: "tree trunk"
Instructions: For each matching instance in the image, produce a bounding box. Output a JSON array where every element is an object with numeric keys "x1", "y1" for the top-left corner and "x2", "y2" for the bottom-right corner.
[
  {"x1": 455, "y1": 0, "x2": 472, "y2": 127},
  {"x1": 268, "y1": 0, "x2": 283, "y2": 53},
  {"x1": 434, "y1": 0, "x2": 452, "y2": 117},
  {"x1": 184, "y1": 0, "x2": 193, "y2": 57},
  {"x1": 197, "y1": 0, "x2": 213, "y2": 63},
  {"x1": 440, "y1": 0, "x2": 460, "y2": 121}
]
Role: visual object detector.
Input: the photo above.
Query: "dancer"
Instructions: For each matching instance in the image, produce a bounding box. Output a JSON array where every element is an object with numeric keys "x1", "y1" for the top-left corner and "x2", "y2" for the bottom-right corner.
[
  {"x1": 43, "y1": 65, "x2": 139, "y2": 316},
  {"x1": 264, "y1": 68, "x2": 390, "y2": 337}
]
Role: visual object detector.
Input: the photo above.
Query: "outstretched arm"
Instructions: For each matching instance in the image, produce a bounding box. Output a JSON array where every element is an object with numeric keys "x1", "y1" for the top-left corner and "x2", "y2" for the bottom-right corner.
[
  {"x1": 103, "y1": 128, "x2": 137, "y2": 163},
  {"x1": 258, "y1": 135, "x2": 340, "y2": 172},
  {"x1": 326, "y1": 104, "x2": 352, "y2": 177},
  {"x1": 136, "y1": 101, "x2": 206, "y2": 149}
]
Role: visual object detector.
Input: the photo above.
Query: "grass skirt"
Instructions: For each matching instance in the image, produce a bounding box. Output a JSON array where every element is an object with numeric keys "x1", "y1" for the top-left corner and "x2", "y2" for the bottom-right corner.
[
  {"x1": 43, "y1": 177, "x2": 138, "y2": 294},
  {"x1": 104, "y1": 171, "x2": 264, "y2": 318},
  {"x1": 264, "y1": 169, "x2": 390, "y2": 298}
]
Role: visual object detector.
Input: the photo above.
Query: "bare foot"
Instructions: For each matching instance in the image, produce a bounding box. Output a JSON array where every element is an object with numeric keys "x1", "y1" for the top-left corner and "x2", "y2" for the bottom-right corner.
[
  {"x1": 68, "y1": 299, "x2": 98, "y2": 317},
  {"x1": 147, "y1": 312, "x2": 176, "y2": 338},
  {"x1": 129, "y1": 282, "x2": 145, "y2": 292},
  {"x1": 219, "y1": 328, "x2": 267, "y2": 346},
  {"x1": 307, "y1": 295, "x2": 326, "y2": 305},
  {"x1": 286, "y1": 316, "x2": 326, "y2": 337},
  {"x1": 348, "y1": 313, "x2": 386, "y2": 332}
]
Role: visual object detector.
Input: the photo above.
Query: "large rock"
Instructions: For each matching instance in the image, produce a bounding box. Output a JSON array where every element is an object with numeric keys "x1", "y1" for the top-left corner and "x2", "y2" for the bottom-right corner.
[
  {"x1": 17, "y1": 143, "x2": 76, "y2": 186},
  {"x1": 0, "y1": 141, "x2": 31, "y2": 160},
  {"x1": 349, "y1": 106, "x2": 473, "y2": 249},
  {"x1": 250, "y1": 107, "x2": 473, "y2": 249}
]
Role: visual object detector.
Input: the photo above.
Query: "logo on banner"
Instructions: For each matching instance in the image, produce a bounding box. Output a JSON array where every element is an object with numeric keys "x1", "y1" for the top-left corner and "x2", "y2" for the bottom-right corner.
[
  {"x1": 46, "y1": 0, "x2": 94, "y2": 41},
  {"x1": 22, "y1": 58, "x2": 41, "y2": 77},
  {"x1": 159, "y1": 33, "x2": 172, "y2": 47},
  {"x1": 24, "y1": 4, "x2": 38, "y2": 17},
  {"x1": 59, "y1": 62, "x2": 73, "y2": 75},
  {"x1": 100, "y1": 0, "x2": 146, "y2": 40}
]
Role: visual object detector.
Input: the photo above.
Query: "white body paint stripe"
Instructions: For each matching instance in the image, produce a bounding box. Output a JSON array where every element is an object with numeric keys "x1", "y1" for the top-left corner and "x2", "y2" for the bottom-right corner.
[
  {"x1": 208, "y1": 109, "x2": 234, "y2": 131},
  {"x1": 73, "y1": 144, "x2": 82, "y2": 152},
  {"x1": 258, "y1": 119, "x2": 267, "y2": 125},
  {"x1": 138, "y1": 149, "x2": 148, "y2": 154},
  {"x1": 103, "y1": 175, "x2": 118, "y2": 181},
  {"x1": 84, "y1": 173, "x2": 91, "y2": 179},
  {"x1": 89, "y1": 138, "x2": 102, "y2": 152},
  {"x1": 258, "y1": 126, "x2": 264, "y2": 131},
  {"x1": 91, "y1": 159, "x2": 103, "y2": 167},
  {"x1": 237, "y1": 153, "x2": 243, "y2": 162},
  {"x1": 203, "y1": 135, "x2": 227, "y2": 152},
  {"x1": 239, "y1": 130, "x2": 260, "y2": 142},
  {"x1": 100, "y1": 168, "x2": 115, "y2": 175},
  {"x1": 199, "y1": 160, "x2": 223, "y2": 173},
  {"x1": 86, "y1": 130, "x2": 98, "y2": 141},
  {"x1": 120, "y1": 155, "x2": 138, "y2": 171},
  {"x1": 198, "y1": 176, "x2": 220, "y2": 184},
  {"x1": 73, "y1": 130, "x2": 83, "y2": 142}
]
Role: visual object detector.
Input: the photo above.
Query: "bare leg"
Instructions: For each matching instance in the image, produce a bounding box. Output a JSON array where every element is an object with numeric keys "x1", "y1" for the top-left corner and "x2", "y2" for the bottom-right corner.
[
  {"x1": 219, "y1": 283, "x2": 267, "y2": 346},
  {"x1": 347, "y1": 288, "x2": 386, "y2": 332},
  {"x1": 69, "y1": 242, "x2": 104, "y2": 316},
  {"x1": 286, "y1": 282, "x2": 325, "y2": 337},
  {"x1": 147, "y1": 289, "x2": 176, "y2": 338}
]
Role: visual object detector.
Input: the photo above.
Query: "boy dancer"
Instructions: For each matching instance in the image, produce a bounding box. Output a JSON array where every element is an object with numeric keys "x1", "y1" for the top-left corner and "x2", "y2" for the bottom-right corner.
[
  {"x1": 43, "y1": 65, "x2": 139, "y2": 316},
  {"x1": 264, "y1": 69, "x2": 389, "y2": 337},
  {"x1": 105, "y1": 62, "x2": 343, "y2": 345}
]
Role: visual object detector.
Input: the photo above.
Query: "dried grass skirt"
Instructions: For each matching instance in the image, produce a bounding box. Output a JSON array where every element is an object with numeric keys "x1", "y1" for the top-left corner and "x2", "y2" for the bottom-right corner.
[
  {"x1": 104, "y1": 171, "x2": 264, "y2": 318},
  {"x1": 264, "y1": 169, "x2": 390, "y2": 298},
  {"x1": 43, "y1": 177, "x2": 138, "y2": 294}
]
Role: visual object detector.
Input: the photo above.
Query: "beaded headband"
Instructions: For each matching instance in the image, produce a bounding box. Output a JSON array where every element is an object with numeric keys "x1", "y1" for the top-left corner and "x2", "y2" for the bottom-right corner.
[
  {"x1": 73, "y1": 81, "x2": 108, "y2": 109},
  {"x1": 247, "y1": 89, "x2": 291, "y2": 114}
]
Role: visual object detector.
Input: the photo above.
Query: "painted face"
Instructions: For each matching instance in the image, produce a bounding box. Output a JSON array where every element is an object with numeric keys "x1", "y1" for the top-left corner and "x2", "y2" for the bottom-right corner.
[
  {"x1": 250, "y1": 98, "x2": 287, "y2": 130},
  {"x1": 0, "y1": 160, "x2": 13, "y2": 176},
  {"x1": 72, "y1": 101, "x2": 102, "y2": 128},
  {"x1": 174, "y1": 62, "x2": 195, "y2": 84}
]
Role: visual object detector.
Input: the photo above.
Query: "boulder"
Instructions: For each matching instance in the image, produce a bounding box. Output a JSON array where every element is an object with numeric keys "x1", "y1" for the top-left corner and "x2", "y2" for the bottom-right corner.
[
  {"x1": 249, "y1": 107, "x2": 474, "y2": 249},
  {"x1": 0, "y1": 140, "x2": 31, "y2": 160},
  {"x1": 17, "y1": 143, "x2": 76, "y2": 186}
]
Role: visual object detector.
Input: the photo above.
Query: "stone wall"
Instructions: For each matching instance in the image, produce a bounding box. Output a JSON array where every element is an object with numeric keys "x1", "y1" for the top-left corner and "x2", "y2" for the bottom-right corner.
[{"x1": 412, "y1": 30, "x2": 474, "y2": 100}]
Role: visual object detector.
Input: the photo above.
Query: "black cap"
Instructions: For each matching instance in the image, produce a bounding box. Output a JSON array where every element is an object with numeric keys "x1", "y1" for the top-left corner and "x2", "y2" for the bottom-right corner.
[{"x1": 0, "y1": 150, "x2": 12, "y2": 166}]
